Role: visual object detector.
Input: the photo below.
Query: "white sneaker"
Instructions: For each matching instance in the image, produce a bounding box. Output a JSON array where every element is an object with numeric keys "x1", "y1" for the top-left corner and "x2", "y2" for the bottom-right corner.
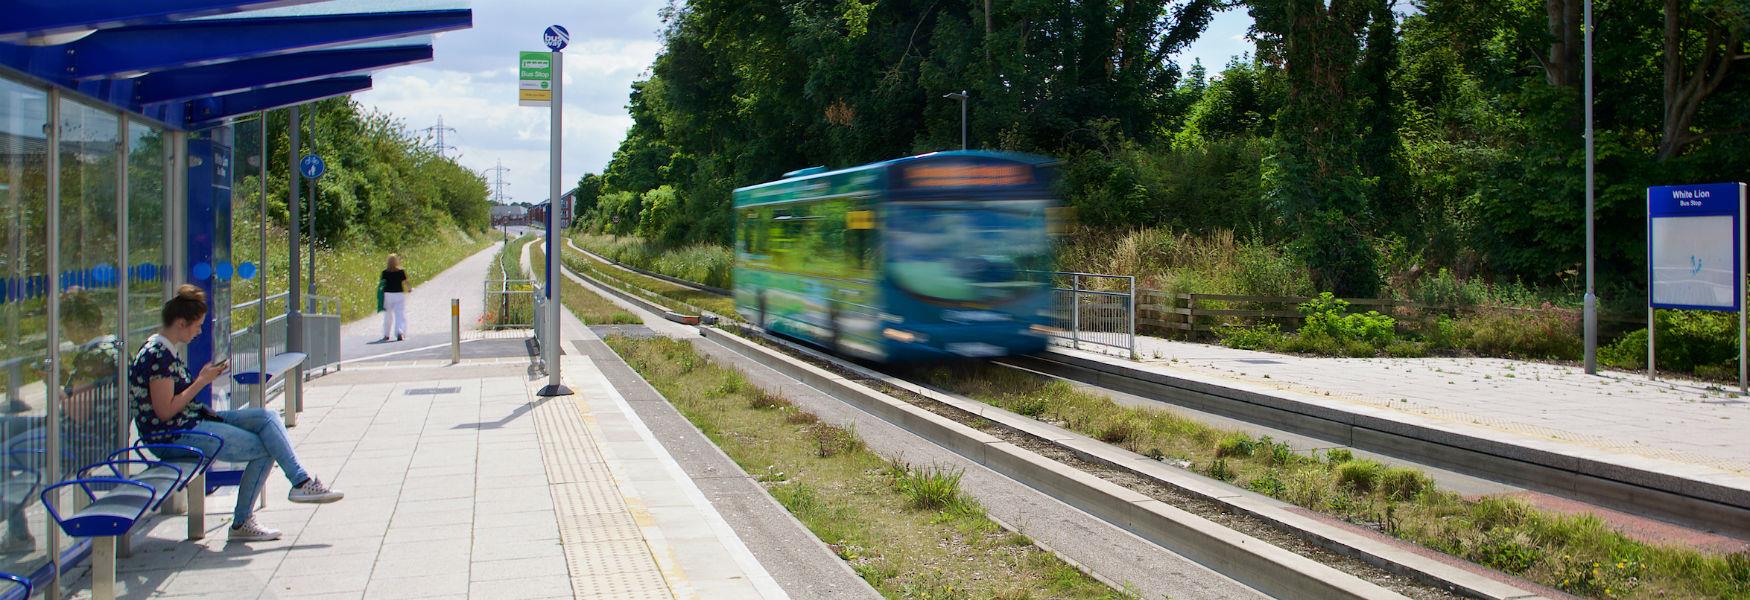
[
  {"x1": 288, "y1": 477, "x2": 344, "y2": 504},
  {"x1": 228, "y1": 518, "x2": 282, "y2": 542}
]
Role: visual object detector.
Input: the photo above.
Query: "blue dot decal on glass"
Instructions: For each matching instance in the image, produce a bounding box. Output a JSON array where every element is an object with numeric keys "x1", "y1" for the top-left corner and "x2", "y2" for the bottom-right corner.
[
  {"x1": 238, "y1": 262, "x2": 257, "y2": 280},
  {"x1": 192, "y1": 262, "x2": 212, "y2": 280},
  {"x1": 139, "y1": 263, "x2": 158, "y2": 282},
  {"x1": 217, "y1": 261, "x2": 233, "y2": 282}
]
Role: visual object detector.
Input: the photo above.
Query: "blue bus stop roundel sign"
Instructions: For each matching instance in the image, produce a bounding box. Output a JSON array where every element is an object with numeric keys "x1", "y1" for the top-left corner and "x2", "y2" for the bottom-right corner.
[
  {"x1": 544, "y1": 25, "x2": 569, "y2": 51},
  {"x1": 300, "y1": 154, "x2": 326, "y2": 179}
]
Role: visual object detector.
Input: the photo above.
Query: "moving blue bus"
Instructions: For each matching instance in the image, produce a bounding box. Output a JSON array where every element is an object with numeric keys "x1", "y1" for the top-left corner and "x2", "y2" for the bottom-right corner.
[{"x1": 732, "y1": 151, "x2": 1063, "y2": 362}]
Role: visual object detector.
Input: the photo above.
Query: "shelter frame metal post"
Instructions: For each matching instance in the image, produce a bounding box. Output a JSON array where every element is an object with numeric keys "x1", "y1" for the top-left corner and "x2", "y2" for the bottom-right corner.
[
  {"x1": 44, "y1": 87, "x2": 62, "y2": 600},
  {"x1": 286, "y1": 104, "x2": 302, "y2": 426}
]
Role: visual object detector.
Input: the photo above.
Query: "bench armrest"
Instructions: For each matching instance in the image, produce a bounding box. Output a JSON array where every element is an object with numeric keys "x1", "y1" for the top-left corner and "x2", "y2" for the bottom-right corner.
[
  {"x1": 138, "y1": 430, "x2": 224, "y2": 471},
  {"x1": 39, "y1": 477, "x2": 155, "y2": 528}
]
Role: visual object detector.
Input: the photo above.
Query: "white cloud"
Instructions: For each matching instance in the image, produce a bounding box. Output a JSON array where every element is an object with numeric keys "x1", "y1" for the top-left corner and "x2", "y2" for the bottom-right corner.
[{"x1": 353, "y1": 1, "x2": 665, "y2": 205}]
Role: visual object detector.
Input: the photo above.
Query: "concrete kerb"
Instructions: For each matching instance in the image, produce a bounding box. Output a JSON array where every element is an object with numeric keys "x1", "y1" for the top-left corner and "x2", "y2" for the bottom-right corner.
[
  {"x1": 554, "y1": 352, "x2": 787, "y2": 599},
  {"x1": 699, "y1": 325, "x2": 1404, "y2": 600},
  {"x1": 1035, "y1": 348, "x2": 1750, "y2": 539},
  {"x1": 577, "y1": 337, "x2": 878, "y2": 599}
]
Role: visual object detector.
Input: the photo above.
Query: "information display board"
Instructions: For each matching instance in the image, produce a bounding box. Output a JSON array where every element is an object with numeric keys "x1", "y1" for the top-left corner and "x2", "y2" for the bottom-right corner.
[
  {"x1": 518, "y1": 51, "x2": 552, "y2": 107},
  {"x1": 1648, "y1": 183, "x2": 1744, "y2": 310},
  {"x1": 1647, "y1": 182, "x2": 1747, "y2": 393}
]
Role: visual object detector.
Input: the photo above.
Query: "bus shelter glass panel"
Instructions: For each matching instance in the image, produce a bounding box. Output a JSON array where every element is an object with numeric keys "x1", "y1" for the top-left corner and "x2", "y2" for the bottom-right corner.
[
  {"x1": 228, "y1": 117, "x2": 264, "y2": 407},
  {"x1": 128, "y1": 121, "x2": 170, "y2": 346},
  {"x1": 56, "y1": 97, "x2": 124, "y2": 474},
  {"x1": 0, "y1": 73, "x2": 51, "y2": 577}
]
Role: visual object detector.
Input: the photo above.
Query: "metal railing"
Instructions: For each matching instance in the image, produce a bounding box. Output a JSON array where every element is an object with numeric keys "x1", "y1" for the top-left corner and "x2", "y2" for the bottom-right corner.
[
  {"x1": 1038, "y1": 271, "x2": 1136, "y2": 358},
  {"x1": 484, "y1": 279, "x2": 537, "y2": 329},
  {"x1": 225, "y1": 291, "x2": 342, "y2": 408},
  {"x1": 532, "y1": 283, "x2": 548, "y2": 369}
]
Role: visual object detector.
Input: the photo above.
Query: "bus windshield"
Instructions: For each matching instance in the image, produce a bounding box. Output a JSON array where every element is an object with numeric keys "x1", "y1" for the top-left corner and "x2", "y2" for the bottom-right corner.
[{"x1": 886, "y1": 199, "x2": 1052, "y2": 304}]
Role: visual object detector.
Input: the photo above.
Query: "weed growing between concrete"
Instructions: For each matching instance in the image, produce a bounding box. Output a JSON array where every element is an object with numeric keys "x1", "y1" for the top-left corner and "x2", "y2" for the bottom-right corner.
[
  {"x1": 530, "y1": 244, "x2": 639, "y2": 325},
  {"x1": 914, "y1": 362, "x2": 1750, "y2": 599},
  {"x1": 606, "y1": 335, "x2": 1130, "y2": 599}
]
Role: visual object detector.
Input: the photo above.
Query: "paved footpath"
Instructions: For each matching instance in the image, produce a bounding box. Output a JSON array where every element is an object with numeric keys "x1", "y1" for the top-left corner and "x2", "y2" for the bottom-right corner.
[
  {"x1": 1122, "y1": 335, "x2": 1750, "y2": 478},
  {"x1": 339, "y1": 242, "x2": 504, "y2": 364},
  {"x1": 76, "y1": 343, "x2": 783, "y2": 598}
]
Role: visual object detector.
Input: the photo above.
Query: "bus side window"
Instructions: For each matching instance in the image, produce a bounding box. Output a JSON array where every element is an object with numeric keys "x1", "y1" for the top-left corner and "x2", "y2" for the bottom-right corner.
[
  {"x1": 739, "y1": 210, "x2": 755, "y2": 254},
  {"x1": 845, "y1": 204, "x2": 874, "y2": 276}
]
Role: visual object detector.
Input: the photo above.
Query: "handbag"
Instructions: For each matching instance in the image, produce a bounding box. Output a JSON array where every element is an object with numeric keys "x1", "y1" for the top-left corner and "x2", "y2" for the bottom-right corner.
[{"x1": 376, "y1": 278, "x2": 386, "y2": 312}]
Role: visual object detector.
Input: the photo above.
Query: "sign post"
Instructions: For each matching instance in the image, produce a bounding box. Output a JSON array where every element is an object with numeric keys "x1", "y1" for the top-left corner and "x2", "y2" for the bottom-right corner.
[
  {"x1": 1647, "y1": 182, "x2": 1747, "y2": 394},
  {"x1": 536, "y1": 25, "x2": 572, "y2": 398}
]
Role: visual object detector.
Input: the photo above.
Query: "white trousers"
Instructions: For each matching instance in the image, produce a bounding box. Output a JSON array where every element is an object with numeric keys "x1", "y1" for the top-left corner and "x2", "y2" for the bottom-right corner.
[{"x1": 382, "y1": 292, "x2": 408, "y2": 338}]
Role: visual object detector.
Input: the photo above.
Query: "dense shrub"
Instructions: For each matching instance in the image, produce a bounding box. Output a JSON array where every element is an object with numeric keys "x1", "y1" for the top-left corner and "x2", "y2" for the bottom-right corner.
[
  {"x1": 1600, "y1": 310, "x2": 1738, "y2": 375},
  {"x1": 1298, "y1": 293, "x2": 1396, "y2": 345}
]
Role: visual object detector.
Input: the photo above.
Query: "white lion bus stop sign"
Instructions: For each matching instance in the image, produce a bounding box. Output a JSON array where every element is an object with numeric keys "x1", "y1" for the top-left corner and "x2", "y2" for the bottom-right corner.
[{"x1": 1647, "y1": 182, "x2": 1746, "y2": 392}]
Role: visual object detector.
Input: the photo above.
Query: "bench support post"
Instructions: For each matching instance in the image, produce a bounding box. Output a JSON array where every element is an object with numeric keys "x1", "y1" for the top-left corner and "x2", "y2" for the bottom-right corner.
[
  {"x1": 187, "y1": 472, "x2": 206, "y2": 540},
  {"x1": 163, "y1": 488, "x2": 186, "y2": 516},
  {"x1": 92, "y1": 536, "x2": 116, "y2": 600}
]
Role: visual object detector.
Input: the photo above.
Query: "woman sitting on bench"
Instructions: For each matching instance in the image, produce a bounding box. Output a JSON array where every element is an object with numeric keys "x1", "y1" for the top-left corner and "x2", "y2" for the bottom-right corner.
[{"x1": 129, "y1": 285, "x2": 344, "y2": 542}]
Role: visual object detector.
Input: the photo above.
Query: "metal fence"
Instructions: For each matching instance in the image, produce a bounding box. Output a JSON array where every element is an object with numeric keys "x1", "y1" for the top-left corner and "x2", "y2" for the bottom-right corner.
[
  {"x1": 226, "y1": 292, "x2": 341, "y2": 408},
  {"x1": 1038, "y1": 271, "x2": 1136, "y2": 358},
  {"x1": 484, "y1": 279, "x2": 537, "y2": 330}
]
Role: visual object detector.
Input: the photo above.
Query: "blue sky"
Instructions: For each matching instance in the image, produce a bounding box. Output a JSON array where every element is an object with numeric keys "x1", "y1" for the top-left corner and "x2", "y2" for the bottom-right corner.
[{"x1": 354, "y1": 3, "x2": 1253, "y2": 205}]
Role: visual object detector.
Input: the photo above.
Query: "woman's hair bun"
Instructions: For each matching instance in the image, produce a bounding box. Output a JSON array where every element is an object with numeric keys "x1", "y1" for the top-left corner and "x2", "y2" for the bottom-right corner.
[
  {"x1": 163, "y1": 284, "x2": 210, "y2": 326},
  {"x1": 174, "y1": 284, "x2": 205, "y2": 302}
]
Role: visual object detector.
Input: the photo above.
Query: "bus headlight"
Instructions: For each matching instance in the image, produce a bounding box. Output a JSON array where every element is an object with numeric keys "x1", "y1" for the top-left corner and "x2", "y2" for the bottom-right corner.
[
  {"x1": 1029, "y1": 324, "x2": 1054, "y2": 335},
  {"x1": 883, "y1": 328, "x2": 925, "y2": 343}
]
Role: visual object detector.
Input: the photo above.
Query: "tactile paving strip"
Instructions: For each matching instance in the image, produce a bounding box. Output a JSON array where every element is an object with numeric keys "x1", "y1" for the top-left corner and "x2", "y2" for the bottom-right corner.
[{"x1": 530, "y1": 385, "x2": 675, "y2": 599}]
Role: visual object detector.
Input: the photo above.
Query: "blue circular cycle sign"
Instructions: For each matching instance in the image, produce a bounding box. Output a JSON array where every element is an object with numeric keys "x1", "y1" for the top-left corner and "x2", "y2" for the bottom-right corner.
[
  {"x1": 300, "y1": 154, "x2": 326, "y2": 179},
  {"x1": 543, "y1": 25, "x2": 569, "y2": 51}
]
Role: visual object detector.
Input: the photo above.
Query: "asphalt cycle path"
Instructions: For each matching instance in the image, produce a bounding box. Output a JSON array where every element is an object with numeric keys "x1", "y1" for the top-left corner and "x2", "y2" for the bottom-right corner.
[{"x1": 338, "y1": 241, "x2": 503, "y2": 363}]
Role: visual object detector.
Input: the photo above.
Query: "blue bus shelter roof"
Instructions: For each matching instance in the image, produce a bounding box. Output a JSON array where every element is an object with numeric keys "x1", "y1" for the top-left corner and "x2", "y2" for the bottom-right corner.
[{"x1": 0, "y1": 0, "x2": 470, "y2": 129}]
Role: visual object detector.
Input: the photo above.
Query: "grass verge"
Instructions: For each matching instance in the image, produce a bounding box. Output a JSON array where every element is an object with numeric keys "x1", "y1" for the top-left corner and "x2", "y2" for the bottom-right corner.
[
  {"x1": 559, "y1": 242, "x2": 739, "y2": 318},
  {"x1": 530, "y1": 243, "x2": 638, "y2": 325},
  {"x1": 912, "y1": 363, "x2": 1750, "y2": 599},
  {"x1": 232, "y1": 225, "x2": 492, "y2": 324},
  {"x1": 606, "y1": 335, "x2": 1131, "y2": 599},
  {"x1": 482, "y1": 235, "x2": 535, "y2": 329}
]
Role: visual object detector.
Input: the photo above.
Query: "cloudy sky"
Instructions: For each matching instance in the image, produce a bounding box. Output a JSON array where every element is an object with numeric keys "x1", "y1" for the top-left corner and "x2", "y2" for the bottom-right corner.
[{"x1": 355, "y1": 2, "x2": 1252, "y2": 206}]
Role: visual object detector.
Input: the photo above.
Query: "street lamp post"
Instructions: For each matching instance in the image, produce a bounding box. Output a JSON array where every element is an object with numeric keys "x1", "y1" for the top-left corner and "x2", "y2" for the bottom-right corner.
[
  {"x1": 1583, "y1": 0, "x2": 1598, "y2": 374},
  {"x1": 943, "y1": 90, "x2": 968, "y2": 150}
]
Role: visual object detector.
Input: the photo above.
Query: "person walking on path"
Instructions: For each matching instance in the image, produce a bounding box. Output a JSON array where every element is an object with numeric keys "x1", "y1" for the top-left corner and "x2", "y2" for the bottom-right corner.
[
  {"x1": 130, "y1": 285, "x2": 344, "y2": 542},
  {"x1": 379, "y1": 254, "x2": 412, "y2": 342}
]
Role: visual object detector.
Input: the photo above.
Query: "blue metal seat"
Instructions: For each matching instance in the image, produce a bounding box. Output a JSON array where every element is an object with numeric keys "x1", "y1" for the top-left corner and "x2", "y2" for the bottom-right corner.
[
  {"x1": 135, "y1": 429, "x2": 226, "y2": 539},
  {"x1": 41, "y1": 458, "x2": 181, "y2": 600},
  {"x1": 123, "y1": 430, "x2": 223, "y2": 493},
  {"x1": 0, "y1": 571, "x2": 31, "y2": 600}
]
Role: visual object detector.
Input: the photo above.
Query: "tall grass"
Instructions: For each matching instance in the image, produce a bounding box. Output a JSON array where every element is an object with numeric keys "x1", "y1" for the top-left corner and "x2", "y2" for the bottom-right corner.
[
  {"x1": 572, "y1": 233, "x2": 733, "y2": 289},
  {"x1": 1057, "y1": 226, "x2": 1313, "y2": 297}
]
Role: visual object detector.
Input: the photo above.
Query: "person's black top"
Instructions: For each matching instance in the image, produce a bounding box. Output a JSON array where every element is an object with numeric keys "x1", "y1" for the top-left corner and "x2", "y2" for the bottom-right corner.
[{"x1": 381, "y1": 269, "x2": 408, "y2": 293}]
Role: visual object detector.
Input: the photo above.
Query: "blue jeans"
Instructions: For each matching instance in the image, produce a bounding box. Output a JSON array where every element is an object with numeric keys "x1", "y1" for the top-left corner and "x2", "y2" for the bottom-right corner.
[{"x1": 176, "y1": 409, "x2": 310, "y2": 523}]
